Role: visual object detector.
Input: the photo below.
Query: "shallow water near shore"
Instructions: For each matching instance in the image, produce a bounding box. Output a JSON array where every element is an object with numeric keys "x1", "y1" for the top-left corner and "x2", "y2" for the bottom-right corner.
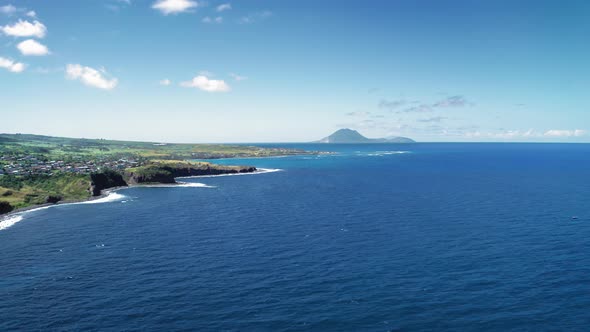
[{"x1": 2, "y1": 143, "x2": 590, "y2": 331}]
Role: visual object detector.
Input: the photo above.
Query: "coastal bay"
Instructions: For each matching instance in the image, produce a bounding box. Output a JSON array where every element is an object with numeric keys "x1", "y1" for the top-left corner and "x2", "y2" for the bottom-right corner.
[{"x1": 0, "y1": 134, "x2": 314, "y2": 215}]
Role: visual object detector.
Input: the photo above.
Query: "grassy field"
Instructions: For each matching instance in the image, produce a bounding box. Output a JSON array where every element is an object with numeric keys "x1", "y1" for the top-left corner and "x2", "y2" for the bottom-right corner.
[
  {"x1": 0, "y1": 133, "x2": 308, "y2": 161},
  {"x1": 0, "y1": 173, "x2": 90, "y2": 210}
]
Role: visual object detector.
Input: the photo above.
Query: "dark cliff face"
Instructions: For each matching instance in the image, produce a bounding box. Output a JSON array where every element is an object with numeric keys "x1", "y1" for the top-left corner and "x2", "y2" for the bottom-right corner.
[
  {"x1": 45, "y1": 195, "x2": 62, "y2": 204},
  {"x1": 88, "y1": 164, "x2": 258, "y2": 195},
  {"x1": 90, "y1": 170, "x2": 128, "y2": 196},
  {"x1": 124, "y1": 164, "x2": 257, "y2": 185},
  {"x1": 124, "y1": 168, "x2": 176, "y2": 185},
  {"x1": 0, "y1": 164, "x2": 258, "y2": 215},
  {"x1": 0, "y1": 201, "x2": 13, "y2": 214}
]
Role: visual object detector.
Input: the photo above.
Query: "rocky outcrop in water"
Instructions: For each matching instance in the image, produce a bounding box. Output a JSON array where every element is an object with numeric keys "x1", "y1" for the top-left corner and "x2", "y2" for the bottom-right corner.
[
  {"x1": 124, "y1": 162, "x2": 256, "y2": 185},
  {"x1": 90, "y1": 169, "x2": 128, "y2": 196}
]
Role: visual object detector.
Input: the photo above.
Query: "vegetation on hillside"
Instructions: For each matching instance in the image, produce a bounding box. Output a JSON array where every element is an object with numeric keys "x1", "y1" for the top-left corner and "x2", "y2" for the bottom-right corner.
[
  {"x1": 0, "y1": 173, "x2": 90, "y2": 209},
  {"x1": 124, "y1": 160, "x2": 255, "y2": 184}
]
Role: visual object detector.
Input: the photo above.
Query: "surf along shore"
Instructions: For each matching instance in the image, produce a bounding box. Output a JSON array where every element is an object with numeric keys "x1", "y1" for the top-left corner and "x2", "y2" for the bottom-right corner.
[
  {"x1": 0, "y1": 160, "x2": 260, "y2": 220},
  {"x1": 0, "y1": 167, "x2": 288, "y2": 232},
  {"x1": 1, "y1": 168, "x2": 284, "y2": 220}
]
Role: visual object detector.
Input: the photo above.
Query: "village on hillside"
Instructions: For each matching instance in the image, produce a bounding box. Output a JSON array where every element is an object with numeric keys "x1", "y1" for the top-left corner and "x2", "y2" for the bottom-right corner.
[{"x1": 0, "y1": 153, "x2": 144, "y2": 177}]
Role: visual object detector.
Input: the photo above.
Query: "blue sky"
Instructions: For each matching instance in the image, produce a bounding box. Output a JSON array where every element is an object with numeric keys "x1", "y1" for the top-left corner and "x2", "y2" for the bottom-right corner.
[{"x1": 1, "y1": 0, "x2": 589, "y2": 143}]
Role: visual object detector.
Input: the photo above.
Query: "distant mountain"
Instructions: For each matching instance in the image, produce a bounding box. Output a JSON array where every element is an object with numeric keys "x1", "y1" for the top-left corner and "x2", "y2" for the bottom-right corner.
[{"x1": 315, "y1": 129, "x2": 415, "y2": 143}]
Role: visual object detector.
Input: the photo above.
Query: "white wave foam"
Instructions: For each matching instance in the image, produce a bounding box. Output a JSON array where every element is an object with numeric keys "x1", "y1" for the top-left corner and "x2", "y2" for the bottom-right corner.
[
  {"x1": 178, "y1": 168, "x2": 283, "y2": 179},
  {"x1": 378, "y1": 151, "x2": 410, "y2": 154},
  {"x1": 0, "y1": 192, "x2": 129, "y2": 232},
  {"x1": 0, "y1": 215, "x2": 24, "y2": 231},
  {"x1": 257, "y1": 168, "x2": 282, "y2": 174},
  {"x1": 0, "y1": 169, "x2": 281, "y2": 232},
  {"x1": 365, "y1": 151, "x2": 410, "y2": 156},
  {"x1": 176, "y1": 182, "x2": 216, "y2": 188},
  {"x1": 0, "y1": 205, "x2": 54, "y2": 231},
  {"x1": 136, "y1": 182, "x2": 216, "y2": 188},
  {"x1": 76, "y1": 192, "x2": 127, "y2": 205},
  {"x1": 22, "y1": 205, "x2": 53, "y2": 213}
]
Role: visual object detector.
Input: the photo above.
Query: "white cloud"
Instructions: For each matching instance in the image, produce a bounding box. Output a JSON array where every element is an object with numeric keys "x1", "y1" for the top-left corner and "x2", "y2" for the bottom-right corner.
[
  {"x1": 345, "y1": 111, "x2": 371, "y2": 117},
  {"x1": 399, "y1": 104, "x2": 433, "y2": 113},
  {"x1": 544, "y1": 129, "x2": 586, "y2": 137},
  {"x1": 458, "y1": 128, "x2": 587, "y2": 140},
  {"x1": 181, "y1": 75, "x2": 230, "y2": 92},
  {"x1": 432, "y1": 95, "x2": 470, "y2": 108},
  {"x1": 0, "y1": 5, "x2": 17, "y2": 15},
  {"x1": 107, "y1": 0, "x2": 132, "y2": 12},
  {"x1": 34, "y1": 66, "x2": 61, "y2": 74},
  {"x1": 417, "y1": 116, "x2": 447, "y2": 123},
  {"x1": 159, "y1": 78, "x2": 171, "y2": 86},
  {"x1": 229, "y1": 73, "x2": 247, "y2": 81},
  {"x1": 17, "y1": 39, "x2": 50, "y2": 56},
  {"x1": 461, "y1": 129, "x2": 542, "y2": 140},
  {"x1": 239, "y1": 10, "x2": 272, "y2": 24},
  {"x1": 1, "y1": 20, "x2": 47, "y2": 38},
  {"x1": 0, "y1": 56, "x2": 25, "y2": 73},
  {"x1": 202, "y1": 16, "x2": 222, "y2": 23},
  {"x1": 152, "y1": 0, "x2": 198, "y2": 15},
  {"x1": 66, "y1": 64, "x2": 118, "y2": 90},
  {"x1": 25, "y1": 10, "x2": 36, "y2": 18},
  {"x1": 198, "y1": 70, "x2": 214, "y2": 76},
  {"x1": 216, "y1": 3, "x2": 231, "y2": 12},
  {"x1": 378, "y1": 99, "x2": 406, "y2": 110}
]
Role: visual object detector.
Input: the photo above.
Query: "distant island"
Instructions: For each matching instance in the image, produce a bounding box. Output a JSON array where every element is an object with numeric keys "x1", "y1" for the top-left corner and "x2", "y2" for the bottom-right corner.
[
  {"x1": 315, "y1": 129, "x2": 415, "y2": 143},
  {"x1": 0, "y1": 133, "x2": 316, "y2": 215}
]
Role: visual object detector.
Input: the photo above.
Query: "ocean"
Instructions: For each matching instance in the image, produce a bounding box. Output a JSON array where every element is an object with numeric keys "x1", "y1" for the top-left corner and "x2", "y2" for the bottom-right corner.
[{"x1": 1, "y1": 143, "x2": 590, "y2": 331}]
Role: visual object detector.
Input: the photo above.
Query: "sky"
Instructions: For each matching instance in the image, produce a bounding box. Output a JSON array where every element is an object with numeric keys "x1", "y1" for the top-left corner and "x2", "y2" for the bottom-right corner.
[{"x1": 1, "y1": 0, "x2": 589, "y2": 143}]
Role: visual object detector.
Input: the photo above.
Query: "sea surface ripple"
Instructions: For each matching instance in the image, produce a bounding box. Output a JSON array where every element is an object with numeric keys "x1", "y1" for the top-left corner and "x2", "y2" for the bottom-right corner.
[{"x1": 1, "y1": 143, "x2": 590, "y2": 331}]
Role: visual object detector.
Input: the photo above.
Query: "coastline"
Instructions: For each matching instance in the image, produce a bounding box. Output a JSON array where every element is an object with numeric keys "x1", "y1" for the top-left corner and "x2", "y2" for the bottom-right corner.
[
  {"x1": 193, "y1": 152, "x2": 332, "y2": 161},
  {"x1": 0, "y1": 168, "x2": 281, "y2": 224},
  {"x1": 1, "y1": 185, "x2": 129, "y2": 219}
]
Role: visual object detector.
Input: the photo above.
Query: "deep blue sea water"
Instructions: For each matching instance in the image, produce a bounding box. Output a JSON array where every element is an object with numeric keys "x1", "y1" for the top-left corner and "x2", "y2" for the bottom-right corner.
[{"x1": 2, "y1": 143, "x2": 590, "y2": 331}]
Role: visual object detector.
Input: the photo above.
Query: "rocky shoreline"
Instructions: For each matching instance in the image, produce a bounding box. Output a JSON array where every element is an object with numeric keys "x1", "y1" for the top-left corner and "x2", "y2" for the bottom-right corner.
[{"x1": 0, "y1": 162, "x2": 258, "y2": 220}]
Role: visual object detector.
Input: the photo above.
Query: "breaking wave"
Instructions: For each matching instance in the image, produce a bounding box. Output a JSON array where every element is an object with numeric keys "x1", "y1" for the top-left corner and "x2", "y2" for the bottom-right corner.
[
  {"x1": 0, "y1": 215, "x2": 24, "y2": 231},
  {"x1": 178, "y1": 168, "x2": 283, "y2": 179},
  {"x1": 363, "y1": 151, "x2": 411, "y2": 157},
  {"x1": 176, "y1": 182, "x2": 216, "y2": 188},
  {"x1": 76, "y1": 192, "x2": 127, "y2": 205},
  {"x1": 0, "y1": 192, "x2": 127, "y2": 232},
  {"x1": 0, "y1": 169, "x2": 282, "y2": 232}
]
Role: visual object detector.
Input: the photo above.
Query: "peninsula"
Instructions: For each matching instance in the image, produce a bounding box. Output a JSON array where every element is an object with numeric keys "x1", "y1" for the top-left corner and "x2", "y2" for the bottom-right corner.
[{"x1": 0, "y1": 133, "x2": 311, "y2": 215}]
